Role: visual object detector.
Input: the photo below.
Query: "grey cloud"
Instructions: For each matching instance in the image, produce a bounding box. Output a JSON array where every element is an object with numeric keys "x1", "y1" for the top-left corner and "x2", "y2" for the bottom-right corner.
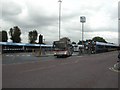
[
  {"x1": 1, "y1": 0, "x2": 119, "y2": 44},
  {"x1": 119, "y1": 1, "x2": 120, "y2": 18},
  {"x1": 2, "y1": 1, "x2": 22, "y2": 17},
  {"x1": 2, "y1": 1, "x2": 59, "y2": 33},
  {"x1": 62, "y1": 16, "x2": 117, "y2": 34}
]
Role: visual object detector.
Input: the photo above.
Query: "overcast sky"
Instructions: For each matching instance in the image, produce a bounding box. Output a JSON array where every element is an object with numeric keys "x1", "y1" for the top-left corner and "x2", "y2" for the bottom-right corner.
[{"x1": 1, "y1": 0, "x2": 119, "y2": 44}]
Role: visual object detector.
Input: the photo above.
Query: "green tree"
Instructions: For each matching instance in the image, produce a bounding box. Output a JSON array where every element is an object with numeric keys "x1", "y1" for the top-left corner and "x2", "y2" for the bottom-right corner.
[
  {"x1": 2, "y1": 30, "x2": 8, "y2": 42},
  {"x1": 28, "y1": 30, "x2": 38, "y2": 43},
  {"x1": 9, "y1": 26, "x2": 21, "y2": 43},
  {"x1": 92, "y1": 36, "x2": 107, "y2": 43}
]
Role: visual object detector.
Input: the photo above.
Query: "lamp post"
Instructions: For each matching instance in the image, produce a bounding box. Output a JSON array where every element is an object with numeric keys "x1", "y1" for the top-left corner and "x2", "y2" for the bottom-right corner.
[
  {"x1": 118, "y1": 1, "x2": 120, "y2": 47},
  {"x1": 58, "y1": 0, "x2": 62, "y2": 40},
  {"x1": 80, "y1": 16, "x2": 86, "y2": 46},
  {"x1": 118, "y1": 18, "x2": 120, "y2": 47}
]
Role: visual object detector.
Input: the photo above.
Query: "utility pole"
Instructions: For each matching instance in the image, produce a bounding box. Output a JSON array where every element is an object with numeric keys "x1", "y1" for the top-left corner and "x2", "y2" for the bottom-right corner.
[{"x1": 58, "y1": 0, "x2": 62, "y2": 40}]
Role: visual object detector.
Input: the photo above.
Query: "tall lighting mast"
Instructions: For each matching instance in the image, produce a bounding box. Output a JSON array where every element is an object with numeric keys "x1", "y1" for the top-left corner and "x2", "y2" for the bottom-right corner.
[
  {"x1": 58, "y1": 0, "x2": 62, "y2": 40},
  {"x1": 118, "y1": 1, "x2": 120, "y2": 47},
  {"x1": 80, "y1": 16, "x2": 86, "y2": 46}
]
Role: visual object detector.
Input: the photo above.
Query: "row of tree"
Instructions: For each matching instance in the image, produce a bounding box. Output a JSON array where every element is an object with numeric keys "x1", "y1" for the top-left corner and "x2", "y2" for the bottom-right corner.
[
  {"x1": 1, "y1": 26, "x2": 40, "y2": 44},
  {"x1": 1, "y1": 26, "x2": 107, "y2": 44}
]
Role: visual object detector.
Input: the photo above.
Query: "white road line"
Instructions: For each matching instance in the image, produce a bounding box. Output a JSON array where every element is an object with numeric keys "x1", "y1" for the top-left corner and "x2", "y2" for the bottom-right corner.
[
  {"x1": 22, "y1": 55, "x2": 25, "y2": 56},
  {"x1": 109, "y1": 67, "x2": 120, "y2": 73},
  {"x1": 3, "y1": 61, "x2": 43, "y2": 66},
  {"x1": 6, "y1": 55, "x2": 12, "y2": 56},
  {"x1": 6, "y1": 55, "x2": 9, "y2": 56},
  {"x1": 5, "y1": 54, "x2": 32, "y2": 57},
  {"x1": 26, "y1": 55, "x2": 31, "y2": 56}
]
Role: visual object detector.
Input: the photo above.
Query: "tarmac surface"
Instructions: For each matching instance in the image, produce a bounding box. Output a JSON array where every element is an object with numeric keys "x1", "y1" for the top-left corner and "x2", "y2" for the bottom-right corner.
[{"x1": 2, "y1": 51, "x2": 119, "y2": 88}]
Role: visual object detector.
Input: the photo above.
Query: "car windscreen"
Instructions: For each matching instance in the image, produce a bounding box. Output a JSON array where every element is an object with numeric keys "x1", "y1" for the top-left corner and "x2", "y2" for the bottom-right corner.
[{"x1": 54, "y1": 41, "x2": 67, "y2": 49}]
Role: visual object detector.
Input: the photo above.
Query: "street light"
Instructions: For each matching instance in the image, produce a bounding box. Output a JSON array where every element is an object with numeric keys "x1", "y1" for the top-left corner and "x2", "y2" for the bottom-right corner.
[
  {"x1": 118, "y1": 17, "x2": 120, "y2": 47},
  {"x1": 58, "y1": 0, "x2": 62, "y2": 40},
  {"x1": 80, "y1": 16, "x2": 86, "y2": 46}
]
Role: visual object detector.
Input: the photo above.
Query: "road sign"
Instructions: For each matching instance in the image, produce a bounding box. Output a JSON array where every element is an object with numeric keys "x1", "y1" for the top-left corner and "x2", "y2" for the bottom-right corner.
[{"x1": 80, "y1": 16, "x2": 86, "y2": 23}]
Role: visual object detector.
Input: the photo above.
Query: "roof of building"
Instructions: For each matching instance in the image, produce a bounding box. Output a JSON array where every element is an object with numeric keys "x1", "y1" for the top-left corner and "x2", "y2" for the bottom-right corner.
[{"x1": 0, "y1": 42, "x2": 53, "y2": 47}]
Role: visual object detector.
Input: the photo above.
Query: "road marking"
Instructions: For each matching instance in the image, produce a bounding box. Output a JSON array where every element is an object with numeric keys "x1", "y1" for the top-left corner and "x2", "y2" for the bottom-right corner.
[
  {"x1": 60, "y1": 60, "x2": 79, "y2": 65},
  {"x1": 27, "y1": 55, "x2": 30, "y2": 56},
  {"x1": 2, "y1": 61, "x2": 41, "y2": 66},
  {"x1": 6, "y1": 54, "x2": 14, "y2": 57},
  {"x1": 109, "y1": 67, "x2": 120, "y2": 73},
  {"x1": 5, "y1": 54, "x2": 32, "y2": 57},
  {"x1": 6, "y1": 55, "x2": 9, "y2": 57},
  {"x1": 17, "y1": 55, "x2": 20, "y2": 56}
]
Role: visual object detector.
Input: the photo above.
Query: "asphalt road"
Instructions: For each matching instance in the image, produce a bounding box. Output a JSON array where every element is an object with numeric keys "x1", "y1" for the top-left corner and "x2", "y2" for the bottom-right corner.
[{"x1": 2, "y1": 51, "x2": 119, "y2": 88}]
